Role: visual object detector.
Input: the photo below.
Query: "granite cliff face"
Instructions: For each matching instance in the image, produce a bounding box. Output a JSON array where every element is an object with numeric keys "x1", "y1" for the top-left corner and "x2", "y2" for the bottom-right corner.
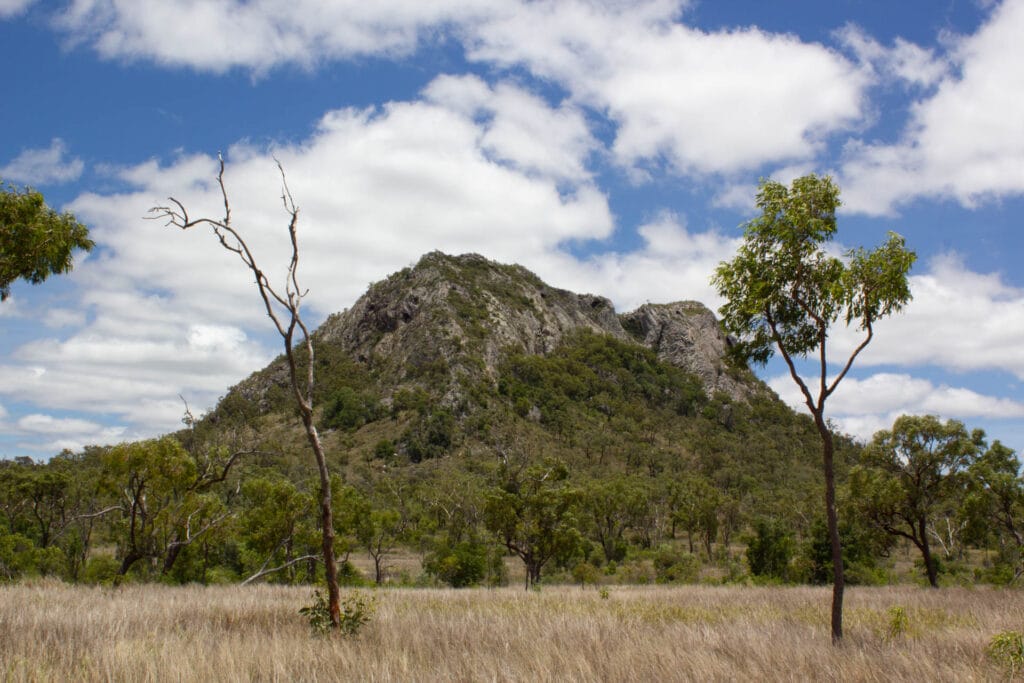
[
  {"x1": 310, "y1": 252, "x2": 755, "y2": 403},
  {"x1": 621, "y1": 301, "x2": 754, "y2": 401}
]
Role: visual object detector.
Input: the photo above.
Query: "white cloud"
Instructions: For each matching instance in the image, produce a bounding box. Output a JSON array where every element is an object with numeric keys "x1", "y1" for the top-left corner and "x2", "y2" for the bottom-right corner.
[
  {"x1": 13, "y1": 413, "x2": 129, "y2": 453},
  {"x1": 769, "y1": 371, "x2": 1024, "y2": 442},
  {"x1": 836, "y1": 24, "x2": 949, "y2": 89},
  {"x1": 533, "y1": 213, "x2": 740, "y2": 313},
  {"x1": 51, "y1": 0, "x2": 869, "y2": 177},
  {"x1": 827, "y1": 254, "x2": 1024, "y2": 381},
  {"x1": 423, "y1": 74, "x2": 598, "y2": 184},
  {"x1": 43, "y1": 308, "x2": 87, "y2": 328},
  {"x1": 840, "y1": 0, "x2": 1024, "y2": 214},
  {"x1": 1, "y1": 138, "x2": 84, "y2": 185},
  {"x1": 0, "y1": 0, "x2": 34, "y2": 19},
  {"x1": 54, "y1": 0, "x2": 501, "y2": 73},
  {"x1": 467, "y1": 0, "x2": 868, "y2": 175}
]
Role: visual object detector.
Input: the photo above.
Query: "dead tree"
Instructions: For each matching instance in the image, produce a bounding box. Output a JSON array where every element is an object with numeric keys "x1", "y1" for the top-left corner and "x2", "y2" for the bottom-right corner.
[{"x1": 151, "y1": 157, "x2": 342, "y2": 628}]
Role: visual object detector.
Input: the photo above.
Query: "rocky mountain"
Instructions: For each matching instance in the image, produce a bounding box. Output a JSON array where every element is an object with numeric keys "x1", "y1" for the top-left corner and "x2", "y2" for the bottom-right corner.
[{"x1": 211, "y1": 250, "x2": 808, "y2": 476}]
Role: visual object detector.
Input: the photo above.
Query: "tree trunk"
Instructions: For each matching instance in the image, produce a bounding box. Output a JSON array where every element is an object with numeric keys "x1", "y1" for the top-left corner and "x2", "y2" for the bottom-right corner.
[
  {"x1": 162, "y1": 543, "x2": 182, "y2": 574},
  {"x1": 815, "y1": 413, "x2": 844, "y2": 644},
  {"x1": 302, "y1": 411, "x2": 341, "y2": 628},
  {"x1": 118, "y1": 551, "x2": 142, "y2": 576},
  {"x1": 918, "y1": 518, "x2": 939, "y2": 588}
]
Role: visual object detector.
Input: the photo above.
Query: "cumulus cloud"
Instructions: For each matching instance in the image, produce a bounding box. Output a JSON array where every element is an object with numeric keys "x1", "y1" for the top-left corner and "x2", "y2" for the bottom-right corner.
[
  {"x1": 840, "y1": 0, "x2": 1024, "y2": 214},
  {"x1": 12, "y1": 413, "x2": 129, "y2": 453},
  {"x1": 827, "y1": 254, "x2": 1024, "y2": 380},
  {"x1": 1, "y1": 138, "x2": 84, "y2": 185},
  {"x1": 836, "y1": 24, "x2": 949, "y2": 89},
  {"x1": 467, "y1": 0, "x2": 868, "y2": 175},
  {"x1": 769, "y1": 371, "x2": 1024, "y2": 443},
  {"x1": 423, "y1": 74, "x2": 598, "y2": 184},
  {"x1": 530, "y1": 213, "x2": 740, "y2": 313},
  {"x1": 53, "y1": 0, "x2": 501, "y2": 72},
  {"x1": 50, "y1": 0, "x2": 869, "y2": 177}
]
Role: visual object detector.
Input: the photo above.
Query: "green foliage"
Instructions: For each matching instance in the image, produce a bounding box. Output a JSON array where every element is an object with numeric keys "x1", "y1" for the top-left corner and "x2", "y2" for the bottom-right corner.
[
  {"x1": 300, "y1": 589, "x2": 375, "y2": 637},
  {"x1": 322, "y1": 387, "x2": 381, "y2": 431},
  {"x1": 499, "y1": 331, "x2": 705, "y2": 432},
  {"x1": 745, "y1": 519, "x2": 794, "y2": 582},
  {"x1": 484, "y1": 459, "x2": 581, "y2": 588},
  {"x1": 962, "y1": 440, "x2": 1024, "y2": 581},
  {"x1": 652, "y1": 545, "x2": 700, "y2": 583},
  {"x1": 80, "y1": 555, "x2": 120, "y2": 585},
  {"x1": 988, "y1": 630, "x2": 1024, "y2": 676},
  {"x1": 886, "y1": 606, "x2": 909, "y2": 642},
  {"x1": 403, "y1": 408, "x2": 456, "y2": 462},
  {"x1": 851, "y1": 415, "x2": 981, "y2": 587},
  {"x1": 423, "y1": 539, "x2": 494, "y2": 587},
  {"x1": 712, "y1": 174, "x2": 915, "y2": 368},
  {"x1": 0, "y1": 533, "x2": 52, "y2": 581},
  {"x1": 798, "y1": 515, "x2": 890, "y2": 586},
  {"x1": 0, "y1": 180, "x2": 93, "y2": 301},
  {"x1": 579, "y1": 476, "x2": 650, "y2": 563}
]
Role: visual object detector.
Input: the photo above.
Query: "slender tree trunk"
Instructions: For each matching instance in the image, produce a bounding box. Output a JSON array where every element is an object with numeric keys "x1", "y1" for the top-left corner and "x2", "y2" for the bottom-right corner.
[
  {"x1": 815, "y1": 413, "x2": 844, "y2": 644},
  {"x1": 301, "y1": 411, "x2": 341, "y2": 627}
]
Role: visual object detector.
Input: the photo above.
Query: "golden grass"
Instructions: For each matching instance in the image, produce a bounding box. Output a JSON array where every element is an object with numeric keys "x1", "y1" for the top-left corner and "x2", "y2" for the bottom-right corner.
[{"x1": 1, "y1": 581, "x2": 1020, "y2": 681}]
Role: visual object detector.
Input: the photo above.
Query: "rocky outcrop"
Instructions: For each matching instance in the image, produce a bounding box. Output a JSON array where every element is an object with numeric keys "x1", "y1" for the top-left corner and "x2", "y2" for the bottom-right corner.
[
  {"x1": 316, "y1": 252, "x2": 631, "y2": 387},
  {"x1": 621, "y1": 301, "x2": 753, "y2": 401}
]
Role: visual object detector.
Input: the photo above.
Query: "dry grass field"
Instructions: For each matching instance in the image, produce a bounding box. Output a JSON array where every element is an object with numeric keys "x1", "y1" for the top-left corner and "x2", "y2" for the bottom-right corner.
[{"x1": 1, "y1": 580, "x2": 1021, "y2": 682}]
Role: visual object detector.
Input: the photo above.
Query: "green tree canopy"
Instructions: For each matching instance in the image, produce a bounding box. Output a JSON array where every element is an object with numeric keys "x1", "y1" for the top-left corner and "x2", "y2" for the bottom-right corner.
[
  {"x1": 0, "y1": 181, "x2": 93, "y2": 301},
  {"x1": 850, "y1": 415, "x2": 981, "y2": 587}
]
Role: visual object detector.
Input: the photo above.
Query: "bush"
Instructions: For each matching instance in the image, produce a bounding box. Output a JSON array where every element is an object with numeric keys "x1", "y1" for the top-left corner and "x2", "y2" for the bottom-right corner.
[
  {"x1": 80, "y1": 555, "x2": 121, "y2": 585},
  {"x1": 322, "y1": 387, "x2": 380, "y2": 431},
  {"x1": 300, "y1": 589, "x2": 376, "y2": 637},
  {"x1": 652, "y1": 545, "x2": 700, "y2": 584},
  {"x1": 403, "y1": 408, "x2": 455, "y2": 462},
  {"x1": 745, "y1": 519, "x2": 794, "y2": 581},
  {"x1": 988, "y1": 630, "x2": 1024, "y2": 676},
  {"x1": 424, "y1": 541, "x2": 490, "y2": 588}
]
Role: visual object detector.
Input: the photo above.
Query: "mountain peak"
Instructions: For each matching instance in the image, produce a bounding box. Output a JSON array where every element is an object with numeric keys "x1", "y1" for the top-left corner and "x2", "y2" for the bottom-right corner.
[{"x1": 309, "y1": 252, "x2": 752, "y2": 403}]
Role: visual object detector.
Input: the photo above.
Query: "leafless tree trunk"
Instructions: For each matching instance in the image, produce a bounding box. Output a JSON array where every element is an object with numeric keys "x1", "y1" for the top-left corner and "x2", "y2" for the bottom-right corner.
[{"x1": 151, "y1": 157, "x2": 342, "y2": 628}]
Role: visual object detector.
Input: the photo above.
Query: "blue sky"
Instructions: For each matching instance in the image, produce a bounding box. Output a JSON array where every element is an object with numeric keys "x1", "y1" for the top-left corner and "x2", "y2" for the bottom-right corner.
[{"x1": 1, "y1": 0, "x2": 1022, "y2": 457}]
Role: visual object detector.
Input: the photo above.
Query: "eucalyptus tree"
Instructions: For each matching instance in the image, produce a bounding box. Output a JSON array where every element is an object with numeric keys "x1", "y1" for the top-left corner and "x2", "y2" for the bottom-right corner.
[
  {"x1": 962, "y1": 439, "x2": 1023, "y2": 582},
  {"x1": 484, "y1": 459, "x2": 580, "y2": 589},
  {"x1": 850, "y1": 415, "x2": 980, "y2": 587},
  {"x1": 0, "y1": 181, "x2": 93, "y2": 301},
  {"x1": 712, "y1": 174, "x2": 915, "y2": 643}
]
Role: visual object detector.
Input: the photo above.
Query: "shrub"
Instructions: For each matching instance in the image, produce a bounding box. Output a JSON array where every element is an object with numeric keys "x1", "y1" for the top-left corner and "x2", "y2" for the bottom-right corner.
[
  {"x1": 300, "y1": 590, "x2": 376, "y2": 637},
  {"x1": 652, "y1": 545, "x2": 700, "y2": 583},
  {"x1": 886, "y1": 606, "x2": 909, "y2": 642},
  {"x1": 80, "y1": 555, "x2": 120, "y2": 586},
  {"x1": 745, "y1": 519, "x2": 794, "y2": 581},
  {"x1": 424, "y1": 541, "x2": 490, "y2": 588},
  {"x1": 322, "y1": 387, "x2": 380, "y2": 431},
  {"x1": 987, "y1": 630, "x2": 1024, "y2": 676}
]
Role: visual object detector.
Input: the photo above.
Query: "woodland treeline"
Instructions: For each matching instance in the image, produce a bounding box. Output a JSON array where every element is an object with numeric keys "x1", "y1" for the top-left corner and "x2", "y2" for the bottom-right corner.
[{"x1": 2, "y1": 331, "x2": 1021, "y2": 589}]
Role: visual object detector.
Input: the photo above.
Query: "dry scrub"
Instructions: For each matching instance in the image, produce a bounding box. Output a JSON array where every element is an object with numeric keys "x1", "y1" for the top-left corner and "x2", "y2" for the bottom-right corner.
[{"x1": 1, "y1": 581, "x2": 1021, "y2": 681}]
